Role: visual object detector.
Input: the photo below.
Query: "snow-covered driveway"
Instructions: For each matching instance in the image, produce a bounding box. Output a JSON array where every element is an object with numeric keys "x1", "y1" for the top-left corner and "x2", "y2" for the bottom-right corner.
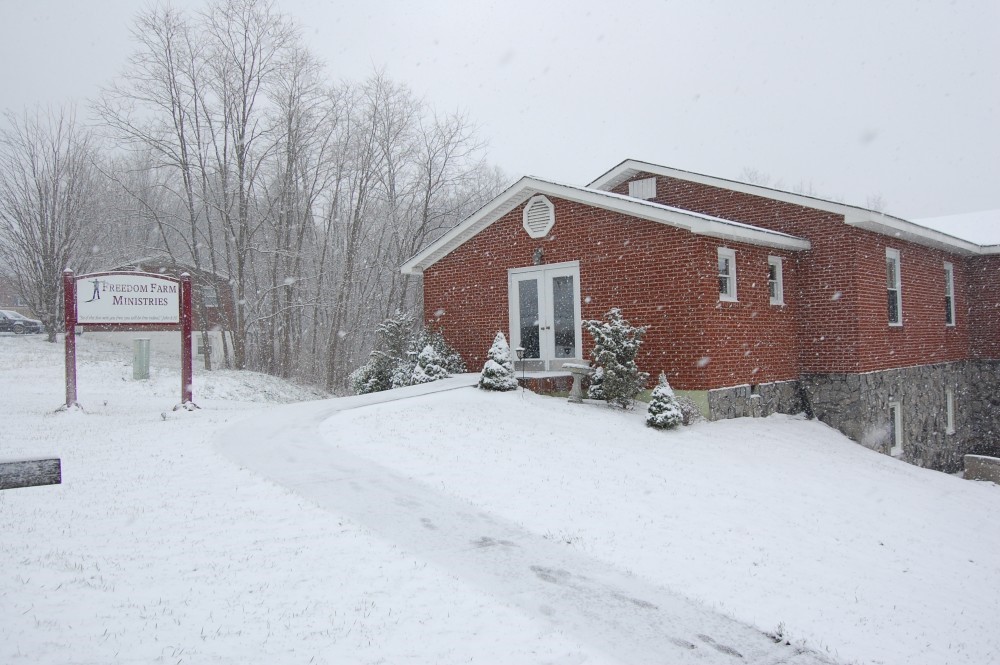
[{"x1": 218, "y1": 379, "x2": 837, "y2": 665}]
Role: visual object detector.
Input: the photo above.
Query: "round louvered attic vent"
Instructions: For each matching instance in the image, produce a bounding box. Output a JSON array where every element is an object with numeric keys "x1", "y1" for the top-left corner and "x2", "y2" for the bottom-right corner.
[{"x1": 522, "y1": 195, "x2": 555, "y2": 239}]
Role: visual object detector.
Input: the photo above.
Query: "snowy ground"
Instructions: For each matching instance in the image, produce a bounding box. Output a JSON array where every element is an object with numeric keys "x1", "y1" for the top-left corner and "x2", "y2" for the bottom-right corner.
[{"x1": 2, "y1": 334, "x2": 999, "y2": 664}]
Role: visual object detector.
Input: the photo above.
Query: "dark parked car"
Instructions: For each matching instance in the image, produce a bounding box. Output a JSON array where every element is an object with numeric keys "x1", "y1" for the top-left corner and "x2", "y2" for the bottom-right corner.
[{"x1": 0, "y1": 310, "x2": 43, "y2": 334}]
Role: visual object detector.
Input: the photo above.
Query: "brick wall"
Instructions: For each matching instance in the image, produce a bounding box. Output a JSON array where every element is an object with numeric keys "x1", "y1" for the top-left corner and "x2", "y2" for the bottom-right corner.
[
  {"x1": 968, "y1": 254, "x2": 1000, "y2": 359},
  {"x1": 614, "y1": 173, "x2": 979, "y2": 372},
  {"x1": 851, "y1": 227, "x2": 971, "y2": 372},
  {"x1": 423, "y1": 196, "x2": 800, "y2": 390}
]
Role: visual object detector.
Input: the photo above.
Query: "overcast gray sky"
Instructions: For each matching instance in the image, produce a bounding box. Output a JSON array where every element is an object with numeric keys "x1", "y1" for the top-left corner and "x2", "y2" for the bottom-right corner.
[{"x1": 1, "y1": 0, "x2": 997, "y2": 218}]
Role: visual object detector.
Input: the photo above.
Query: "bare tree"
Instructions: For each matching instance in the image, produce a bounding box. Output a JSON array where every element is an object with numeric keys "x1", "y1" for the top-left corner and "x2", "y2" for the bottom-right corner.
[
  {"x1": 92, "y1": 0, "x2": 501, "y2": 389},
  {"x1": 0, "y1": 107, "x2": 100, "y2": 341},
  {"x1": 95, "y1": 4, "x2": 225, "y2": 368},
  {"x1": 255, "y1": 45, "x2": 339, "y2": 377}
]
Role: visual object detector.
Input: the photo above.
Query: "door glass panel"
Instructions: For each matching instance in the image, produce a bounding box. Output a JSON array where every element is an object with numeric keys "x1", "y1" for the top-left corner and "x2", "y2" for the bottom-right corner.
[
  {"x1": 518, "y1": 279, "x2": 540, "y2": 358},
  {"x1": 551, "y1": 275, "x2": 576, "y2": 358}
]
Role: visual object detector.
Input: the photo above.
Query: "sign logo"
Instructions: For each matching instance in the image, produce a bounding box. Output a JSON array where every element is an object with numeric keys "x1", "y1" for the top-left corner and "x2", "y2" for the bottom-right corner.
[{"x1": 76, "y1": 273, "x2": 180, "y2": 324}]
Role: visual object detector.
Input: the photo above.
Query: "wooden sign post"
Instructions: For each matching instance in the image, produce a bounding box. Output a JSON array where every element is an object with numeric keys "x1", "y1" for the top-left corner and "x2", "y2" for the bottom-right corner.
[{"x1": 63, "y1": 270, "x2": 196, "y2": 409}]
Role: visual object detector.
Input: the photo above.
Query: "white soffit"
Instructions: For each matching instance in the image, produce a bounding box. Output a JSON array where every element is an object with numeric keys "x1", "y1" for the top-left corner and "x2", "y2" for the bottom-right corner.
[
  {"x1": 589, "y1": 159, "x2": 999, "y2": 256},
  {"x1": 843, "y1": 214, "x2": 995, "y2": 256},
  {"x1": 400, "y1": 177, "x2": 810, "y2": 275}
]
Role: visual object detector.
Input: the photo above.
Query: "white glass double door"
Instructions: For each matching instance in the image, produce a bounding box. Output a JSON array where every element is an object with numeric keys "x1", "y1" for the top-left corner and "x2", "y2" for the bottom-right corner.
[{"x1": 508, "y1": 261, "x2": 582, "y2": 370}]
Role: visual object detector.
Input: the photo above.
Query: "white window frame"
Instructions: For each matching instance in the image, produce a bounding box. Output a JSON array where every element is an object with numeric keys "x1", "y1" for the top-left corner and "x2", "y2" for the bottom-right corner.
[
  {"x1": 944, "y1": 261, "x2": 955, "y2": 327},
  {"x1": 718, "y1": 247, "x2": 737, "y2": 302},
  {"x1": 888, "y1": 400, "x2": 903, "y2": 456},
  {"x1": 767, "y1": 256, "x2": 784, "y2": 305},
  {"x1": 946, "y1": 387, "x2": 956, "y2": 435},
  {"x1": 886, "y1": 248, "x2": 902, "y2": 326},
  {"x1": 507, "y1": 261, "x2": 583, "y2": 370}
]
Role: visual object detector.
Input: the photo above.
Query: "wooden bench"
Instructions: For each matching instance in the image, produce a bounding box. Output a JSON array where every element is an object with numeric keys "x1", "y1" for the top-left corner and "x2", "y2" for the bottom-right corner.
[{"x1": 0, "y1": 458, "x2": 62, "y2": 490}]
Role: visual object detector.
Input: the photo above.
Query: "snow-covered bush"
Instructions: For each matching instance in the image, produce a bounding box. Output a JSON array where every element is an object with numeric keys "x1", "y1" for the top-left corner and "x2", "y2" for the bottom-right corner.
[
  {"x1": 478, "y1": 332, "x2": 518, "y2": 391},
  {"x1": 675, "y1": 395, "x2": 704, "y2": 426},
  {"x1": 390, "y1": 353, "x2": 418, "y2": 389},
  {"x1": 646, "y1": 372, "x2": 683, "y2": 429},
  {"x1": 349, "y1": 351, "x2": 395, "y2": 394},
  {"x1": 584, "y1": 307, "x2": 649, "y2": 409},
  {"x1": 412, "y1": 345, "x2": 449, "y2": 384},
  {"x1": 351, "y1": 313, "x2": 464, "y2": 394},
  {"x1": 412, "y1": 328, "x2": 466, "y2": 376}
]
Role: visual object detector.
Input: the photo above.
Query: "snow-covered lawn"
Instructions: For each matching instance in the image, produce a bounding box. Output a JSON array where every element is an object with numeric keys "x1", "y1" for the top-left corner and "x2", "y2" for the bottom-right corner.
[
  {"x1": 0, "y1": 336, "x2": 611, "y2": 663},
  {"x1": 2, "y1": 333, "x2": 999, "y2": 664},
  {"x1": 324, "y1": 388, "x2": 1000, "y2": 665}
]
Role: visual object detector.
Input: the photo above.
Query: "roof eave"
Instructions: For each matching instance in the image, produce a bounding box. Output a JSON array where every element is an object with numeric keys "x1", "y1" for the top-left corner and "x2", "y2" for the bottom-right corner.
[
  {"x1": 400, "y1": 177, "x2": 811, "y2": 274},
  {"x1": 594, "y1": 160, "x2": 998, "y2": 256},
  {"x1": 589, "y1": 159, "x2": 856, "y2": 217},
  {"x1": 843, "y1": 213, "x2": 987, "y2": 256}
]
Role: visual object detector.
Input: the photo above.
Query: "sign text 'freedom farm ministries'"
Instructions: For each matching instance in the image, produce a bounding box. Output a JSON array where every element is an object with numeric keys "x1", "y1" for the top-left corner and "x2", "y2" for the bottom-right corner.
[{"x1": 76, "y1": 273, "x2": 181, "y2": 324}]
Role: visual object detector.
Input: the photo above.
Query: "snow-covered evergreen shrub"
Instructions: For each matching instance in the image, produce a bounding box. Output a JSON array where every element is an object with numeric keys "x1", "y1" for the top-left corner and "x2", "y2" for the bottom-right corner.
[
  {"x1": 646, "y1": 372, "x2": 683, "y2": 429},
  {"x1": 412, "y1": 329, "x2": 466, "y2": 375},
  {"x1": 478, "y1": 332, "x2": 518, "y2": 391},
  {"x1": 349, "y1": 351, "x2": 394, "y2": 394},
  {"x1": 351, "y1": 312, "x2": 464, "y2": 394},
  {"x1": 584, "y1": 307, "x2": 649, "y2": 409},
  {"x1": 587, "y1": 366, "x2": 605, "y2": 400},
  {"x1": 412, "y1": 344, "x2": 449, "y2": 384}
]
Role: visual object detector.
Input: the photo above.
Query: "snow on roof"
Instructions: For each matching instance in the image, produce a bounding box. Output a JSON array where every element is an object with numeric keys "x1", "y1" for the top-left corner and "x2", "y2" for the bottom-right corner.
[
  {"x1": 400, "y1": 176, "x2": 810, "y2": 274},
  {"x1": 912, "y1": 210, "x2": 1000, "y2": 247},
  {"x1": 541, "y1": 177, "x2": 807, "y2": 243},
  {"x1": 589, "y1": 160, "x2": 1000, "y2": 256}
]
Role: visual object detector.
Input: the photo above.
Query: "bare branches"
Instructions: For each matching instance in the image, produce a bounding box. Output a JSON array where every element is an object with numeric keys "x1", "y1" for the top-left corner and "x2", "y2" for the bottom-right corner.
[
  {"x1": 0, "y1": 106, "x2": 100, "y2": 341},
  {"x1": 3, "y1": 0, "x2": 500, "y2": 386}
]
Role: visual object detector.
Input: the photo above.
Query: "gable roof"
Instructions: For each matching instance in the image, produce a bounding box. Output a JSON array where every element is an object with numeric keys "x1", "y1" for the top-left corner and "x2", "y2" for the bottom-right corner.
[
  {"x1": 589, "y1": 159, "x2": 999, "y2": 256},
  {"x1": 401, "y1": 176, "x2": 811, "y2": 275}
]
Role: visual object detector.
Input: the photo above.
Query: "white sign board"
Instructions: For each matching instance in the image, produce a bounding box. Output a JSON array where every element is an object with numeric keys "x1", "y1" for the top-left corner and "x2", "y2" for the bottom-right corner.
[{"x1": 76, "y1": 273, "x2": 180, "y2": 324}]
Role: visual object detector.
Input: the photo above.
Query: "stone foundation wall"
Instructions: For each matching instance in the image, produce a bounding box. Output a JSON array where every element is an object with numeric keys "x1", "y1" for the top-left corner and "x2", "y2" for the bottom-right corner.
[
  {"x1": 704, "y1": 362, "x2": 1000, "y2": 473},
  {"x1": 801, "y1": 360, "x2": 1000, "y2": 472},
  {"x1": 963, "y1": 361, "x2": 1000, "y2": 457},
  {"x1": 708, "y1": 380, "x2": 804, "y2": 420}
]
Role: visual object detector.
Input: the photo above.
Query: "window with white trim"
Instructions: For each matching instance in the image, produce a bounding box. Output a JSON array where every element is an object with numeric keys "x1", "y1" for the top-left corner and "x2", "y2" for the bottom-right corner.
[
  {"x1": 718, "y1": 248, "x2": 737, "y2": 302},
  {"x1": 944, "y1": 262, "x2": 955, "y2": 326},
  {"x1": 946, "y1": 387, "x2": 956, "y2": 435},
  {"x1": 888, "y1": 401, "x2": 903, "y2": 456},
  {"x1": 886, "y1": 248, "x2": 902, "y2": 326},
  {"x1": 768, "y1": 256, "x2": 784, "y2": 305}
]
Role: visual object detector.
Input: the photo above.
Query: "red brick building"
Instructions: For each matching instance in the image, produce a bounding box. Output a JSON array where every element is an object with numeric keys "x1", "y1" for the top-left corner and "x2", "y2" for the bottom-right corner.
[{"x1": 402, "y1": 160, "x2": 1000, "y2": 471}]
